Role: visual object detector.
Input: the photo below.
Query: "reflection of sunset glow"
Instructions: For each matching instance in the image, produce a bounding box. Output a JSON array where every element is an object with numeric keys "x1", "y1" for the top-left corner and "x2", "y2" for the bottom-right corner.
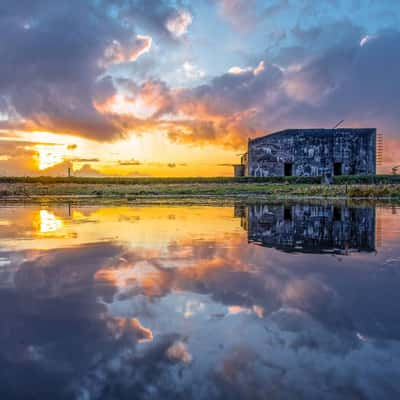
[
  {"x1": 1, "y1": 201, "x2": 400, "y2": 399},
  {"x1": 39, "y1": 210, "x2": 63, "y2": 233},
  {"x1": 227, "y1": 304, "x2": 264, "y2": 318},
  {"x1": 2, "y1": 205, "x2": 239, "y2": 251},
  {"x1": 3, "y1": 204, "x2": 399, "y2": 255},
  {"x1": 96, "y1": 259, "x2": 169, "y2": 297},
  {"x1": 35, "y1": 144, "x2": 66, "y2": 170}
]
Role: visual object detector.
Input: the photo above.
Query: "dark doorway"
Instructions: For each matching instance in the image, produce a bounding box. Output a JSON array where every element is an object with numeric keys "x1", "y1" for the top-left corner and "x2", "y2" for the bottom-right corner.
[
  {"x1": 284, "y1": 163, "x2": 293, "y2": 176},
  {"x1": 284, "y1": 206, "x2": 292, "y2": 221},
  {"x1": 334, "y1": 162, "x2": 342, "y2": 176},
  {"x1": 333, "y1": 207, "x2": 341, "y2": 221}
]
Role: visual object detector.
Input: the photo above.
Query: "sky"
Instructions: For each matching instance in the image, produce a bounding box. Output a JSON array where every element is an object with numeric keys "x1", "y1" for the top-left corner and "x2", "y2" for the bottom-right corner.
[{"x1": 0, "y1": 0, "x2": 399, "y2": 177}]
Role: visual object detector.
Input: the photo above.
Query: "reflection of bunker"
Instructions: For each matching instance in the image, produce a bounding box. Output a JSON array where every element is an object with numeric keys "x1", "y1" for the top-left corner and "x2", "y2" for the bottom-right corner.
[{"x1": 243, "y1": 204, "x2": 375, "y2": 253}]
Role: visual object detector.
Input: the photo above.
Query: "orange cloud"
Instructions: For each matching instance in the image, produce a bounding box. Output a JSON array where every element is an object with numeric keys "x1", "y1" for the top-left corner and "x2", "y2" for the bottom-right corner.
[{"x1": 110, "y1": 317, "x2": 153, "y2": 343}]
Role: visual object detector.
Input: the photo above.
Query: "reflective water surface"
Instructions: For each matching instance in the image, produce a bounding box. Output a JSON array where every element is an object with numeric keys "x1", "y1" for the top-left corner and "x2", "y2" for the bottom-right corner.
[{"x1": 0, "y1": 202, "x2": 399, "y2": 399}]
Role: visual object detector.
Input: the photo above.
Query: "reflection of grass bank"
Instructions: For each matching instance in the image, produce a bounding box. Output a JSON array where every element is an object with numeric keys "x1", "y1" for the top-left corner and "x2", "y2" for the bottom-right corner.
[{"x1": 0, "y1": 180, "x2": 400, "y2": 201}]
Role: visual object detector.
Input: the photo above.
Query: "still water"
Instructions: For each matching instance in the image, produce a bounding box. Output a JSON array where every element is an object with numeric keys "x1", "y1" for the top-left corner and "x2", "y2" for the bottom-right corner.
[{"x1": 0, "y1": 202, "x2": 399, "y2": 399}]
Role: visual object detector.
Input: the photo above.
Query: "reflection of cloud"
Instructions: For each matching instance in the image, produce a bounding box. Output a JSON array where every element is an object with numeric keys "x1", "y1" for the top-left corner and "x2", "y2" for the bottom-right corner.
[
  {"x1": 166, "y1": 340, "x2": 192, "y2": 363},
  {"x1": 228, "y1": 305, "x2": 250, "y2": 315},
  {"x1": 283, "y1": 278, "x2": 336, "y2": 314},
  {"x1": 69, "y1": 157, "x2": 100, "y2": 163},
  {"x1": 95, "y1": 226, "x2": 400, "y2": 344},
  {"x1": 227, "y1": 304, "x2": 264, "y2": 318},
  {"x1": 0, "y1": 242, "x2": 146, "y2": 397},
  {"x1": 252, "y1": 305, "x2": 264, "y2": 318},
  {"x1": 112, "y1": 317, "x2": 153, "y2": 343},
  {"x1": 1, "y1": 204, "x2": 400, "y2": 398},
  {"x1": 184, "y1": 300, "x2": 205, "y2": 318}
]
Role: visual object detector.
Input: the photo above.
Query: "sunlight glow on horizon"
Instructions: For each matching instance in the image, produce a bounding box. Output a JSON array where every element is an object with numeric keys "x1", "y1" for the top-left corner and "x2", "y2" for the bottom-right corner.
[
  {"x1": 11, "y1": 130, "x2": 237, "y2": 177},
  {"x1": 35, "y1": 144, "x2": 67, "y2": 170}
]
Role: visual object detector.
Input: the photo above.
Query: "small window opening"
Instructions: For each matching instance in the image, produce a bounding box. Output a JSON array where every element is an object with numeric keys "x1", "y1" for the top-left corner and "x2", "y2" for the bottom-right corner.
[{"x1": 284, "y1": 163, "x2": 293, "y2": 177}]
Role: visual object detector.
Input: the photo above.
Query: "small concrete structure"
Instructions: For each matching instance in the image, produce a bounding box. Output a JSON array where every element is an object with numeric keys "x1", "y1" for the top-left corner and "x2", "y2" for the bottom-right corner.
[{"x1": 234, "y1": 128, "x2": 376, "y2": 177}]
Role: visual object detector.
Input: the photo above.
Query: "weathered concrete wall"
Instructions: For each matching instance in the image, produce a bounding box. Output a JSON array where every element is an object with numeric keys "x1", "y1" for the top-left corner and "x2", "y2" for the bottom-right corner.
[
  {"x1": 245, "y1": 204, "x2": 375, "y2": 253},
  {"x1": 247, "y1": 128, "x2": 376, "y2": 177}
]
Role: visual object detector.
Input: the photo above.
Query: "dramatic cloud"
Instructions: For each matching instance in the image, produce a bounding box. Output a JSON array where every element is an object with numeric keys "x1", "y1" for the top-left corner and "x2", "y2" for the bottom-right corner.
[
  {"x1": 216, "y1": 0, "x2": 259, "y2": 31},
  {"x1": 0, "y1": 1, "x2": 121, "y2": 140},
  {"x1": 360, "y1": 34, "x2": 377, "y2": 47},
  {"x1": 216, "y1": 0, "x2": 289, "y2": 31},
  {"x1": 86, "y1": 26, "x2": 400, "y2": 155},
  {"x1": 166, "y1": 30, "x2": 400, "y2": 155},
  {"x1": 118, "y1": 159, "x2": 141, "y2": 166},
  {"x1": 165, "y1": 9, "x2": 193, "y2": 37},
  {"x1": 96, "y1": 78, "x2": 174, "y2": 120},
  {"x1": 100, "y1": 35, "x2": 152, "y2": 67},
  {"x1": 0, "y1": 0, "x2": 185, "y2": 142},
  {"x1": 179, "y1": 62, "x2": 206, "y2": 80},
  {"x1": 73, "y1": 163, "x2": 146, "y2": 177}
]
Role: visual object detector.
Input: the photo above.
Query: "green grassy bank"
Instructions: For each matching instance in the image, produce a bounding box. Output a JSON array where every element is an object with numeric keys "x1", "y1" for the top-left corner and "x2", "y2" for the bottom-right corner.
[
  {"x1": 1, "y1": 174, "x2": 400, "y2": 185},
  {"x1": 0, "y1": 175, "x2": 399, "y2": 201}
]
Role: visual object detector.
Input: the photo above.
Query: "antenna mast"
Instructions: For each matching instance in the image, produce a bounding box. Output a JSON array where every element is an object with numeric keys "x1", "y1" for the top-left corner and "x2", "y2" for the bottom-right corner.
[{"x1": 333, "y1": 120, "x2": 344, "y2": 129}]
